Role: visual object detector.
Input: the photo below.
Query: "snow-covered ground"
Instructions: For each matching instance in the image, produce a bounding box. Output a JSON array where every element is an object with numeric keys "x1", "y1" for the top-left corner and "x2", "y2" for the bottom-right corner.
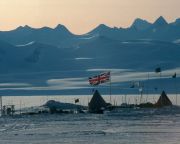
[{"x1": 0, "y1": 108, "x2": 180, "y2": 144}]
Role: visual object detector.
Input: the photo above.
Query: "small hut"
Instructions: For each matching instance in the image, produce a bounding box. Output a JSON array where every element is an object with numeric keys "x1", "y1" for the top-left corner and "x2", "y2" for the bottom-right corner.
[
  {"x1": 155, "y1": 91, "x2": 172, "y2": 107},
  {"x1": 88, "y1": 90, "x2": 109, "y2": 113}
]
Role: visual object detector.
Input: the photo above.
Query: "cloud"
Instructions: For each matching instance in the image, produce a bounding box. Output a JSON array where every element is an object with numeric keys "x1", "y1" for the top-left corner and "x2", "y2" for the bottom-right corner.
[
  {"x1": 0, "y1": 83, "x2": 31, "y2": 87},
  {"x1": 47, "y1": 77, "x2": 89, "y2": 89},
  {"x1": 75, "y1": 57, "x2": 93, "y2": 60},
  {"x1": 0, "y1": 68, "x2": 179, "y2": 91}
]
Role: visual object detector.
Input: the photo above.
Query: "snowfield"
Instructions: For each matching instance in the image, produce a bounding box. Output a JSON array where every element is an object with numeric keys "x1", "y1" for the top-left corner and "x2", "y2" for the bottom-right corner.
[{"x1": 0, "y1": 108, "x2": 180, "y2": 144}]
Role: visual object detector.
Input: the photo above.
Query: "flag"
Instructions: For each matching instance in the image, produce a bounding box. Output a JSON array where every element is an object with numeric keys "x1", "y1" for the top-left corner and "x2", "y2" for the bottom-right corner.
[
  {"x1": 99, "y1": 72, "x2": 110, "y2": 83},
  {"x1": 155, "y1": 67, "x2": 161, "y2": 73},
  {"x1": 89, "y1": 76, "x2": 100, "y2": 85},
  {"x1": 130, "y1": 84, "x2": 135, "y2": 88},
  {"x1": 89, "y1": 71, "x2": 110, "y2": 86},
  {"x1": 75, "y1": 98, "x2": 79, "y2": 103},
  {"x1": 135, "y1": 81, "x2": 140, "y2": 87},
  {"x1": 172, "y1": 73, "x2": 176, "y2": 78},
  {"x1": 130, "y1": 81, "x2": 140, "y2": 88}
]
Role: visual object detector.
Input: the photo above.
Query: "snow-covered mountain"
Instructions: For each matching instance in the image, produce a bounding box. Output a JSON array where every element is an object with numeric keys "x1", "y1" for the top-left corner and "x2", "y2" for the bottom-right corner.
[
  {"x1": 0, "y1": 24, "x2": 76, "y2": 47},
  {"x1": 152, "y1": 16, "x2": 168, "y2": 27},
  {"x1": 0, "y1": 16, "x2": 180, "y2": 95},
  {"x1": 131, "y1": 18, "x2": 152, "y2": 30},
  {"x1": 88, "y1": 16, "x2": 180, "y2": 42},
  {"x1": 0, "y1": 36, "x2": 180, "y2": 75},
  {"x1": 0, "y1": 16, "x2": 179, "y2": 48},
  {"x1": 0, "y1": 40, "x2": 79, "y2": 74}
]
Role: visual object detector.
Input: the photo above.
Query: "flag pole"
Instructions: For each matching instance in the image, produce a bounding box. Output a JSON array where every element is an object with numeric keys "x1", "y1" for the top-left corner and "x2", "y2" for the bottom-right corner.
[
  {"x1": 146, "y1": 72, "x2": 150, "y2": 103},
  {"x1": 175, "y1": 76, "x2": 177, "y2": 105},
  {"x1": 160, "y1": 71, "x2": 162, "y2": 91},
  {"x1": 109, "y1": 71, "x2": 112, "y2": 104},
  {"x1": 172, "y1": 73, "x2": 177, "y2": 105},
  {"x1": 0, "y1": 96, "x2": 2, "y2": 117},
  {"x1": 160, "y1": 71, "x2": 163, "y2": 105}
]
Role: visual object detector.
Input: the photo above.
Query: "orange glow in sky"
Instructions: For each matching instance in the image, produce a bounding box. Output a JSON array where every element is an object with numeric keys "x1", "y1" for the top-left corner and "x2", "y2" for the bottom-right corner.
[{"x1": 0, "y1": 0, "x2": 179, "y2": 34}]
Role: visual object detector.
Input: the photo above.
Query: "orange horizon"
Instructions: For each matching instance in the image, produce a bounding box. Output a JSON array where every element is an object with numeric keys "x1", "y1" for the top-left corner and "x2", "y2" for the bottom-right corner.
[{"x1": 0, "y1": 0, "x2": 179, "y2": 34}]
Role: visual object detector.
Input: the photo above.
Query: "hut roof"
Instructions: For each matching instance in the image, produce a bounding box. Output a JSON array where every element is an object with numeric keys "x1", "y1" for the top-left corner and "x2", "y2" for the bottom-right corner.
[
  {"x1": 155, "y1": 91, "x2": 172, "y2": 107},
  {"x1": 88, "y1": 90, "x2": 107, "y2": 113}
]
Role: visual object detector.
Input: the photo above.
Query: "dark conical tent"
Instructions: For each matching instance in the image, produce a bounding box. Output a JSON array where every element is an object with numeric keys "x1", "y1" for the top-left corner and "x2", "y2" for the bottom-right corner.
[
  {"x1": 155, "y1": 91, "x2": 172, "y2": 107},
  {"x1": 88, "y1": 90, "x2": 108, "y2": 113}
]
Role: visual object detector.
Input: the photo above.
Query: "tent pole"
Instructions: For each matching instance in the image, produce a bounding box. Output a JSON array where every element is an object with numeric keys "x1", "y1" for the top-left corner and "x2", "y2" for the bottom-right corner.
[
  {"x1": 0, "y1": 96, "x2": 2, "y2": 117},
  {"x1": 160, "y1": 71, "x2": 163, "y2": 105},
  {"x1": 146, "y1": 72, "x2": 150, "y2": 103},
  {"x1": 175, "y1": 77, "x2": 177, "y2": 105},
  {"x1": 109, "y1": 71, "x2": 112, "y2": 104}
]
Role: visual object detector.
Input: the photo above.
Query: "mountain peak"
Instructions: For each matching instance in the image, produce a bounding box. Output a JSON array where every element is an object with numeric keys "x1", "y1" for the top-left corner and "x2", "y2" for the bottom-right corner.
[
  {"x1": 15, "y1": 25, "x2": 33, "y2": 32},
  {"x1": 24, "y1": 25, "x2": 32, "y2": 29},
  {"x1": 97, "y1": 24, "x2": 110, "y2": 29},
  {"x1": 153, "y1": 16, "x2": 168, "y2": 26},
  {"x1": 54, "y1": 24, "x2": 73, "y2": 36},
  {"x1": 131, "y1": 18, "x2": 151, "y2": 30},
  {"x1": 88, "y1": 24, "x2": 111, "y2": 34},
  {"x1": 55, "y1": 24, "x2": 67, "y2": 30}
]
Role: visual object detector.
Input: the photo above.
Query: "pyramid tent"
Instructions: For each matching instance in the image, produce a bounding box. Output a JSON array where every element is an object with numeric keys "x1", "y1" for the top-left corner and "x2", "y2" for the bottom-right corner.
[
  {"x1": 155, "y1": 91, "x2": 172, "y2": 107},
  {"x1": 88, "y1": 90, "x2": 108, "y2": 113}
]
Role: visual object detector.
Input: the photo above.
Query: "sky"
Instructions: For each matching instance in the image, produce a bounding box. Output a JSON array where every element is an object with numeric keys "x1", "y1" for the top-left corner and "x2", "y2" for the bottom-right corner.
[{"x1": 0, "y1": 0, "x2": 179, "y2": 34}]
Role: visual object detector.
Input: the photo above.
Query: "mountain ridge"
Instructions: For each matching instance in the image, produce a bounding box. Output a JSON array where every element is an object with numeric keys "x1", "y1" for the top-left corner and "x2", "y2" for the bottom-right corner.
[
  {"x1": 131, "y1": 18, "x2": 152, "y2": 30},
  {"x1": 0, "y1": 16, "x2": 179, "y2": 47},
  {"x1": 0, "y1": 36, "x2": 180, "y2": 95}
]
